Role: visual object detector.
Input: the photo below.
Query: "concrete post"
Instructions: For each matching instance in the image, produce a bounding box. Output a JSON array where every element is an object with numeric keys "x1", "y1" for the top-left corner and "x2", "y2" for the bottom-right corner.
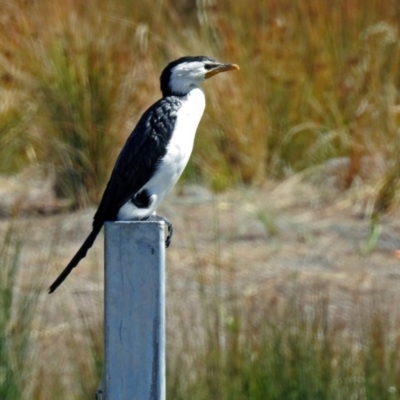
[{"x1": 98, "y1": 221, "x2": 166, "y2": 400}]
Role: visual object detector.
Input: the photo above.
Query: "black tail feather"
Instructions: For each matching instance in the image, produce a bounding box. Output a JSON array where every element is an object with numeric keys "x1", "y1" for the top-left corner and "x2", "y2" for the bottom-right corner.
[{"x1": 49, "y1": 228, "x2": 101, "y2": 293}]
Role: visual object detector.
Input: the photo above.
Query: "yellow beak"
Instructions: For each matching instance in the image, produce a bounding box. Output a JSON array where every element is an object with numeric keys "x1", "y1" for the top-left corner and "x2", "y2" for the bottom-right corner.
[{"x1": 205, "y1": 63, "x2": 240, "y2": 79}]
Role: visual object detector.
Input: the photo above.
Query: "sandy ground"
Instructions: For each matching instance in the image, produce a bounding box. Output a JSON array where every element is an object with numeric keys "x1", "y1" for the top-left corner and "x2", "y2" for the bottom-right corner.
[
  {"x1": 2, "y1": 168, "x2": 400, "y2": 318},
  {"x1": 2, "y1": 168, "x2": 400, "y2": 393}
]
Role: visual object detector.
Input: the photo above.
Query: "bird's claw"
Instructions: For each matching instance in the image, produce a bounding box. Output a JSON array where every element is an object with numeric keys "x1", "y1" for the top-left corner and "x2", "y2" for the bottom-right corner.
[
  {"x1": 164, "y1": 221, "x2": 173, "y2": 248},
  {"x1": 146, "y1": 215, "x2": 173, "y2": 248}
]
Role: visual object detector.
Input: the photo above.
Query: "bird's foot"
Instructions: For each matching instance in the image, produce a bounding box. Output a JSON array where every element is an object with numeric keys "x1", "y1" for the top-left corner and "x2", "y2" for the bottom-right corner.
[{"x1": 146, "y1": 215, "x2": 173, "y2": 248}]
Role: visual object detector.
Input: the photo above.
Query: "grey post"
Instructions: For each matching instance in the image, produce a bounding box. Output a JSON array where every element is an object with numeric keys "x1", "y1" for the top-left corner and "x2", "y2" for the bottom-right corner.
[{"x1": 97, "y1": 221, "x2": 166, "y2": 400}]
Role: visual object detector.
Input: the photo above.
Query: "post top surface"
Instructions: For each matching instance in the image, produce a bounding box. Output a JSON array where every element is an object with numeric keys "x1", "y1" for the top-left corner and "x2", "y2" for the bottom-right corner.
[{"x1": 104, "y1": 220, "x2": 164, "y2": 226}]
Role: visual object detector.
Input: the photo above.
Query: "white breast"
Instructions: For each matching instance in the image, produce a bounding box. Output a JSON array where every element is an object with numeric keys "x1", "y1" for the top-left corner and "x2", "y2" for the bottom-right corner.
[{"x1": 117, "y1": 88, "x2": 206, "y2": 221}]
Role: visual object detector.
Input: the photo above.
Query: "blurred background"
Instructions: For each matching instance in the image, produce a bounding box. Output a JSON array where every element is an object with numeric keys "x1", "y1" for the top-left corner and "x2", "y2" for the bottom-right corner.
[{"x1": 1, "y1": 0, "x2": 400, "y2": 398}]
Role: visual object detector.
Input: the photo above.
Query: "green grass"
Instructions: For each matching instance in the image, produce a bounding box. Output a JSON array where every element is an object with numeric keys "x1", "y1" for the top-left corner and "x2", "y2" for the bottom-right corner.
[
  {"x1": 0, "y1": 222, "x2": 37, "y2": 399},
  {"x1": 167, "y1": 286, "x2": 400, "y2": 400}
]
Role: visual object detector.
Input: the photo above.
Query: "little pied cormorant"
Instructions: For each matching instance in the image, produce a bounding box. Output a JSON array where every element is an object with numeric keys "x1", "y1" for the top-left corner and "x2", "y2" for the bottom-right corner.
[{"x1": 49, "y1": 55, "x2": 239, "y2": 293}]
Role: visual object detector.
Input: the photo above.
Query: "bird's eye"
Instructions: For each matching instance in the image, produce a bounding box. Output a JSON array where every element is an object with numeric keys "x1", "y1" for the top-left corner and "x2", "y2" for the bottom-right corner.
[{"x1": 204, "y1": 64, "x2": 215, "y2": 70}]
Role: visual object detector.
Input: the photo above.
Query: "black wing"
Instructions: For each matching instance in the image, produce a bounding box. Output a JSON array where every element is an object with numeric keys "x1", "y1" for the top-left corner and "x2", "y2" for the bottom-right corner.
[
  {"x1": 49, "y1": 96, "x2": 181, "y2": 293},
  {"x1": 92, "y1": 96, "x2": 181, "y2": 230}
]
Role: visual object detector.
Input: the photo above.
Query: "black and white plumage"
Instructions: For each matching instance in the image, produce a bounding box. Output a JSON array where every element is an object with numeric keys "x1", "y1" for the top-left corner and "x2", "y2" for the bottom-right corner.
[{"x1": 49, "y1": 56, "x2": 239, "y2": 293}]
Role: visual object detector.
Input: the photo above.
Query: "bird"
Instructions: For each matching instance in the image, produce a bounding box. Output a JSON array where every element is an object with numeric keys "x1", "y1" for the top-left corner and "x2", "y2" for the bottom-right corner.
[{"x1": 49, "y1": 55, "x2": 239, "y2": 293}]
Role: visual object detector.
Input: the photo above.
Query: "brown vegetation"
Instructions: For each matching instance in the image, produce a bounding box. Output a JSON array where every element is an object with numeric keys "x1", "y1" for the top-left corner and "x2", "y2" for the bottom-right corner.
[{"x1": 1, "y1": 1, "x2": 400, "y2": 399}]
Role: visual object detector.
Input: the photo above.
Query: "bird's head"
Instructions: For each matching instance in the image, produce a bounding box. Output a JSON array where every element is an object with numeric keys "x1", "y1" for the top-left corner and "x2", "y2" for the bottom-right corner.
[{"x1": 160, "y1": 56, "x2": 239, "y2": 97}]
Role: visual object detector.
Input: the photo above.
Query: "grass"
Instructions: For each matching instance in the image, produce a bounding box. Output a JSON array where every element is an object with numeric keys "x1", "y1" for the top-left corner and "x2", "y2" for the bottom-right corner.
[
  {"x1": 0, "y1": 87, "x2": 36, "y2": 173},
  {"x1": 0, "y1": 216, "x2": 400, "y2": 399},
  {"x1": 163, "y1": 199, "x2": 400, "y2": 400},
  {"x1": 0, "y1": 0, "x2": 400, "y2": 202},
  {"x1": 0, "y1": 222, "x2": 38, "y2": 399},
  {"x1": 1, "y1": 0, "x2": 400, "y2": 398},
  {"x1": 166, "y1": 281, "x2": 400, "y2": 400},
  {"x1": 0, "y1": 218, "x2": 104, "y2": 399}
]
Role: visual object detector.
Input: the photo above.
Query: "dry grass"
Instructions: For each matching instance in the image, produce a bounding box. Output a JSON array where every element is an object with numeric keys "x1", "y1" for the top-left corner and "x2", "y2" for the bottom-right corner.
[
  {"x1": 1, "y1": 0, "x2": 400, "y2": 399},
  {"x1": 1, "y1": 177, "x2": 399, "y2": 399},
  {"x1": 0, "y1": 0, "x2": 399, "y2": 202}
]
